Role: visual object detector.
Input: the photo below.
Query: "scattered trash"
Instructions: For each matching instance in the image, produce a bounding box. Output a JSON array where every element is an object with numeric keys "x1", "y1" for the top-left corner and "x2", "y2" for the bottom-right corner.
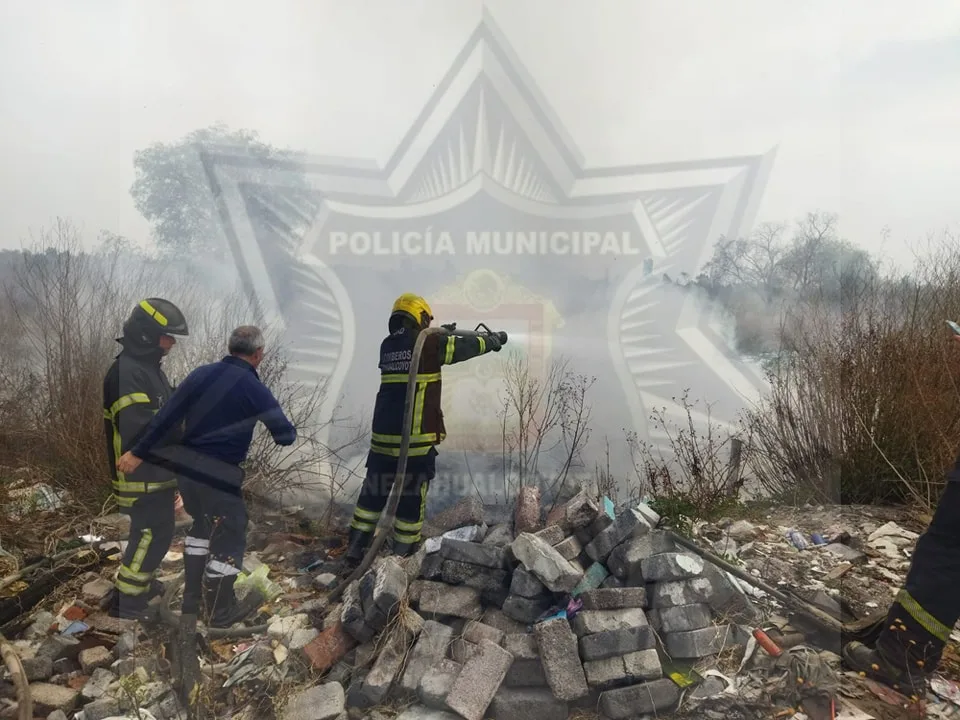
[{"x1": 787, "y1": 529, "x2": 809, "y2": 550}]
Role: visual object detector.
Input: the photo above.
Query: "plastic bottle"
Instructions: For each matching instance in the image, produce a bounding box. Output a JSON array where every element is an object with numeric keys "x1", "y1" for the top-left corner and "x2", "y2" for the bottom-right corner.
[
  {"x1": 786, "y1": 529, "x2": 808, "y2": 550},
  {"x1": 235, "y1": 564, "x2": 283, "y2": 603}
]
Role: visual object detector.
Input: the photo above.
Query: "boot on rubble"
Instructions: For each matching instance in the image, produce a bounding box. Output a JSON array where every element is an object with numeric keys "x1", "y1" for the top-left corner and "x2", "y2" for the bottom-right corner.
[
  {"x1": 843, "y1": 641, "x2": 929, "y2": 700},
  {"x1": 343, "y1": 528, "x2": 373, "y2": 569},
  {"x1": 203, "y1": 575, "x2": 263, "y2": 629},
  {"x1": 392, "y1": 538, "x2": 420, "y2": 558},
  {"x1": 107, "y1": 588, "x2": 155, "y2": 622}
]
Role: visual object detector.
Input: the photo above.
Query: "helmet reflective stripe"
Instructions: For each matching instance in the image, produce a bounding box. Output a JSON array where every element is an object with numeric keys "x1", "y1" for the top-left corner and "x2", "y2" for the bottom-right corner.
[{"x1": 139, "y1": 299, "x2": 169, "y2": 327}]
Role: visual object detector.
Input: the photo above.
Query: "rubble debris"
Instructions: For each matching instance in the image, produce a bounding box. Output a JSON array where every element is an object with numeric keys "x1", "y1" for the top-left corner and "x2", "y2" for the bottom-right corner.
[
  {"x1": 0, "y1": 488, "x2": 937, "y2": 720},
  {"x1": 514, "y1": 486, "x2": 543, "y2": 535}
]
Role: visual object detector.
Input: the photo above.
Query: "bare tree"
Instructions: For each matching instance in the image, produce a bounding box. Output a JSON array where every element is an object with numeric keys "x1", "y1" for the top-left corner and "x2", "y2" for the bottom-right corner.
[{"x1": 497, "y1": 350, "x2": 595, "y2": 503}]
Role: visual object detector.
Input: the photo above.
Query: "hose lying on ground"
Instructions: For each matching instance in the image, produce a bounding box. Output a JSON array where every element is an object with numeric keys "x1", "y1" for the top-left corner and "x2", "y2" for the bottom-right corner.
[{"x1": 0, "y1": 632, "x2": 31, "y2": 720}]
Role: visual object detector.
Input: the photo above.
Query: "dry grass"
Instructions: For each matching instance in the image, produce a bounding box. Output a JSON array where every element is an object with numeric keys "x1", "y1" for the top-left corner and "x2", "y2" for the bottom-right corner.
[{"x1": 742, "y1": 233, "x2": 960, "y2": 510}]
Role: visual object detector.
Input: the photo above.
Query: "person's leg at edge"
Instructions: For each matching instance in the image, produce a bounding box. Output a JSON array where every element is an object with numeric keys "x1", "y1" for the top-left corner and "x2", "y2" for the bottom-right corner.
[
  {"x1": 392, "y1": 460, "x2": 434, "y2": 557},
  {"x1": 110, "y1": 489, "x2": 176, "y2": 619},
  {"x1": 178, "y1": 479, "x2": 211, "y2": 615},
  {"x1": 344, "y1": 452, "x2": 396, "y2": 565},
  {"x1": 844, "y1": 472, "x2": 960, "y2": 697},
  {"x1": 203, "y1": 489, "x2": 259, "y2": 627}
]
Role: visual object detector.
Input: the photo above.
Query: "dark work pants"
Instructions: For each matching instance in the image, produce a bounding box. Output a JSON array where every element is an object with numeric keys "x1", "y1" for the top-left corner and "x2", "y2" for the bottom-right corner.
[
  {"x1": 178, "y1": 476, "x2": 248, "y2": 581},
  {"x1": 350, "y1": 450, "x2": 436, "y2": 545},
  {"x1": 878, "y1": 470, "x2": 960, "y2": 673},
  {"x1": 116, "y1": 489, "x2": 176, "y2": 597}
]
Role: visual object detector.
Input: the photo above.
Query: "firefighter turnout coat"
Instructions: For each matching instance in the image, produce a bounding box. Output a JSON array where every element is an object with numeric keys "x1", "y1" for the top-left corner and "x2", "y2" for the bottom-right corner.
[
  {"x1": 102, "y1": 345, "x2": 179, "y2": 507},
  {"x1": 368, "y1": 327, "x2": 496, "y2": 459}
]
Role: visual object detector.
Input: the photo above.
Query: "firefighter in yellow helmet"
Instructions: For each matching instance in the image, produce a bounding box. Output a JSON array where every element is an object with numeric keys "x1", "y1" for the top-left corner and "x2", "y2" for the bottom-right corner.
[
  {"x1": 344, "y1": 293, "x2": 505, "y2": 564},
  {"x1": 102, "y1": 298, "x2": 188, "y2": 620}
]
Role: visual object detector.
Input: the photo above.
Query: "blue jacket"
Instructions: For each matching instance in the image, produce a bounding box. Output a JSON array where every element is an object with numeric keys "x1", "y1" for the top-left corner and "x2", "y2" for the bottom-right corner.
[{"x1": 132, "y1": 356, "x2": 296, "y2": 482}]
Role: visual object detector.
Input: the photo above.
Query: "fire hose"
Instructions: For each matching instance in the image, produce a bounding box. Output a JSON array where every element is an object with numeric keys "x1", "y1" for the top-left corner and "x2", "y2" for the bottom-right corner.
[{"x1": 328, "y1": 323, "x2": 508, "y2": 603}]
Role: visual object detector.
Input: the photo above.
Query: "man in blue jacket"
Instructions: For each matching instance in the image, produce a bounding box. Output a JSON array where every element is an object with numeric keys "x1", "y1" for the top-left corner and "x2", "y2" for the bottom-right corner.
[{"x1": 117, "y1": 325, "x2": 296, "y2": 627}]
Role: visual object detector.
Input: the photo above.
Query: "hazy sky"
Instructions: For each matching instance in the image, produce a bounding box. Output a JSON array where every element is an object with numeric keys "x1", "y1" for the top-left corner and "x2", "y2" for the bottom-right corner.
[{"x1": 2, "y1": 0, "x2": 959, "y2": 269}]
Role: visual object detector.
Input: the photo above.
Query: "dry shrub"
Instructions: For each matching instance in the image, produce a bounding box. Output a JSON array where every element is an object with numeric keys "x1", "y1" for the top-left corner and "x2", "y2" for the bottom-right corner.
[
  {"x1": 744, "y1": 232, "x2": 960, "y2": 509},
  {"x1": 496, "y1": 350, "x2": 595, "y2": 505},
  {"x1": 626, "y1": 391, "x2": 749, "y2": 528}
]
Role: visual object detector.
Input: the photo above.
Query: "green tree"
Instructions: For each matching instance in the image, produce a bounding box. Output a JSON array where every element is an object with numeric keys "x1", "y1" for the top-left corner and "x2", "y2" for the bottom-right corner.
[{"x1": 130, "y1": 123, "x2": 310, "y2": 256}]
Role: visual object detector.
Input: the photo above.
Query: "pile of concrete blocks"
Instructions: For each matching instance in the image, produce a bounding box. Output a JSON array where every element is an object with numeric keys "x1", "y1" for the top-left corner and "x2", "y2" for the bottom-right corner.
[{"x1": 300, "y1": 489, "x2": 758, "y2": 720}]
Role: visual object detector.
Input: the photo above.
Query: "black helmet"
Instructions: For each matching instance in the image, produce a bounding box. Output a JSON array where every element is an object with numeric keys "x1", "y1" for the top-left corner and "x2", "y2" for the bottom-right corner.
[{"x1": 122, "y1": 298, "x2": 188, "y2": 353}]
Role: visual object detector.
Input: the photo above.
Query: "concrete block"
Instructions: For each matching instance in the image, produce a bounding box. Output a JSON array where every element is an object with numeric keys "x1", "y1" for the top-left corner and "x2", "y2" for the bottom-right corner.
[
  {"x1": 607, "y1": 531, "x2": 677, "y2": 581},
  {"x1": 665, "y1": 625, "x2": 737, "y2": 659},
  {"x1": 358, "y1": 622, "x2": 422, "y2": 707},
  {"x1": 640, "y1": 552, "x2": 704, "y2": 582},
  {"x1": 599, "y1": 679, "x2": 681, "y2": 719},
  {"x1": 422, "y1": 497, "x2": 485, "y2": 538},
  {"x1": 26, "y1": 683, "x2": 78, "y2": 717},
  {"x1": 511, "y1": 533, "x2": 583, "y2": 593},
  {"x1": 483, "y1": 524, "x2": 514, "y2": 546},
  {"x1": 657, "y1": 604, "x2": 713, "y2": 633},
  {"x1": 463, "y1": 621, "x2": 506, "y2": 647},
  {"x1": 418, "y1": 581, "x2": 484, "y2": 620},
  {"x1": 578, "y1": 626, "x2": 657, "y2": 662},
  {"x1": 515, "y1": 486, "x2": 543, "y2": 535},
  {"x1": 280, "y1": 682, "x2": 345, "y2": 720},
  {"x1": 440, "y1": 561, "x2": 511, "y2": 594},
  {"x1": 579, "y1": 587, "x2": 647, "y2": 611},
  {"x1": 509, "y1": 567, "x2": 547, "y2": 599},
  {"x1": 502, "y1": 594, "x2": 555, "y2": 625},
  {"x1": 397, "y1": 706, "x2": 462, "y2": 720},
  {"x1": 585, "y1": 509, "x2": 653, "y2": 563},
  {"x1": 84, "y1": 698, "x2": 120, "y2": 720},
  {"x1": 544, "y1": 491, "x2": 601, "y2": 532},
  {"x1": 490, "y1": 688, "x2": 568, "y2": 720},
  {"x1": 650, "y1": 577, "x2": 715, "y2": 609},
  {"x1": 601, "y1": 575, "x2": 626, "y2": 590},
  {"x1": 400, "y1": 620, "x2": 455, "y2": 694},
  {"x1": 571, "y1": 608, "x2": 648, "y2": 637},
  {"x1": 440, "y1": 540, "x2": 509, "y2": 569},
  {"x1": 583, "y1": 648, "x2": 661, "y2": 689},
  {"x1": 700, "y1": 563, "x2": 759, "y2": 623},
  {"x1": 503, "y1": 659, "x2": 549, "y2": 688},
  {"x1": 482, "y1": 609, "x2": 529, "y2": 636},
  {"x1": 450, "y1": 638, "x2": 481, "y2": 665},
  {"x1": 553, "y1": 536, "x2": 582, "y2": 561},
  {"x1": 533, "y1": 525, "x2": 566, "y2": 546},
  {"x1": 420, "y1": 552, "x2": 444, "y2": 580},
  {"x1": 533, "y1": 618, "x2": 589, "y2": 702},
  {"x1": 78, "y1": 646, "x2": 112, "y2": 674},
  {"x1": 418, "y1": 658, "x2": 462, "y2": 711},
  {"x1": 341, "y1": 580, "x2": 376, "y2": 643},
  {"x1": 446, "y1": 639, "x2": 514, "y2": 720},
  {"x1": 502, "y1": 633, "x2": 538, "y2": 660}
]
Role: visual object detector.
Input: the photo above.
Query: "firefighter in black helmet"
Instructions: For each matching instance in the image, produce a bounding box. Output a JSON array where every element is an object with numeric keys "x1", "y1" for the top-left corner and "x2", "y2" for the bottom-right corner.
[
  {"x1": 102, "y1": 298, "x2": 188, "y2": 620},
  {"x1": 343, "y1": 293, "x2": 504, "y2": 565}
]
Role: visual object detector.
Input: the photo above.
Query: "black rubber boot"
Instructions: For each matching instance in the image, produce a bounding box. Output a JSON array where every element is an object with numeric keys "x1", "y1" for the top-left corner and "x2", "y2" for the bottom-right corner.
[
  {"x1": 204, "y1": 575, "x2": 263, "y2": 629},
  {"x1": 107, "y1": 588, "x2": 153, "y2": 622},
  {"x1": 344, "y1": 528, "x2": 373, "y2": 567},
  {"x1": 392, "y1": 540, "x2": 419, "y2": 558},
  {"x1": 843, "y1": 641, "x2": 929, "y2": 700},
  {"x1": 181, "y1": 554, "x2": 207, "y2": 615},
  {"x1": 146, "y1": 578, "x2": 165, "y2": 601}
]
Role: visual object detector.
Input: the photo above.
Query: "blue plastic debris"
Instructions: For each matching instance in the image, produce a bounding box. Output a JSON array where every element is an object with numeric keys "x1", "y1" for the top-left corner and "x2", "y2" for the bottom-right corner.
[
  {"x1": 61, "y1": 621, "x2": 88, "y2": 636},
  {"x1": 603, "y1": 497, "x2": 615, "y2": 519}
]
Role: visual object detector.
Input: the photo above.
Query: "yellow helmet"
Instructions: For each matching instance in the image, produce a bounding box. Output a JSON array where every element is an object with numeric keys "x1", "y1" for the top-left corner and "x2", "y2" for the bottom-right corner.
[{"x1": 390, "y1": 293, "x2": 433, "y2": 330}]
